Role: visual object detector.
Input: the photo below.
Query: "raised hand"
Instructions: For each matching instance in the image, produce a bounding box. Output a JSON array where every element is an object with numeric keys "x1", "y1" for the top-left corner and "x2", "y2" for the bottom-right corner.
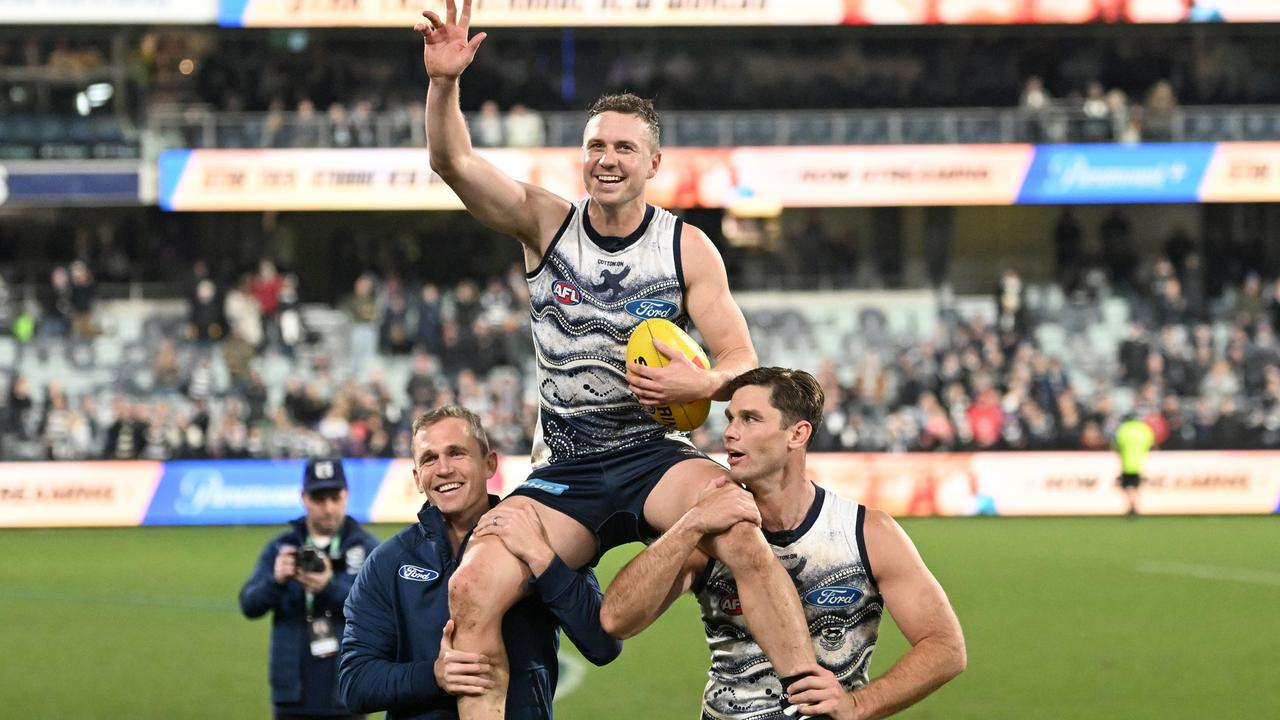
[{"x1": 413, "y1": 0, "x2": 487, "y2": 81}]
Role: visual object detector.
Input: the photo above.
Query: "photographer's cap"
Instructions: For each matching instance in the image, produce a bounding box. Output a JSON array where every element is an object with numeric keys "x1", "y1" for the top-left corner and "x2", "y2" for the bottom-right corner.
[{"x1": 303, "y1": 458, "x2": 347, "y2": 493}]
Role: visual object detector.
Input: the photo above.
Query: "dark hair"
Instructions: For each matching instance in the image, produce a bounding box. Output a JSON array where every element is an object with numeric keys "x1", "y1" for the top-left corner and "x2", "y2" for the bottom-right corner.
[
  {"x1": 587, "y1": 93, "x2": 660, "y2": 149},
  {"x1": 725, "y1": 367, "x2": 824, "y2": 445},
  {"x1": 411, "y1": 405, "x2": 492, "y2": 458}
]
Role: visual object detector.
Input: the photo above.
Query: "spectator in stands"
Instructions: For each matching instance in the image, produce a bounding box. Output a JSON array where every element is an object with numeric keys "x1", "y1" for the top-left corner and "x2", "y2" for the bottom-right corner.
[
  {"x1": 1080, "y1": 81, "x2": 1112, "y2": 141},
  {"x1": 415, "y1": 283, "x2": 443, "y2": 355},
  {"x1": 473, "y1": 99, "x2": 504, "y2": 147},
  {"x1": 151, "y1": 339, "x2": 184, "y2": 394},
  {"x1": 40, "y1": 266, "x2": 73, "y2": 339},
  {"x1": 1019, "y1": 76, "x2": 1054, "y2": 142},
  {"x1": 226, "y1": 273, "x2": 265, "y2": 351},
  {"x1": 503, "y1": 103, "x2": 546, "y2": 147},
  {"x1": 189, "y1": 277, "x2": 226, "y2": 342},
  {"x1": 1100, "y1": 210, "x2": 1136, "y2": 291},
  {"x1": 378, "y1": 280, "x2": 414, "y2": 356},
  {"x1": 1142, "y1": 80, "x2": 1178, "y2": 142},
  {"x1": 67, "y1": 260, "x2": 97, "y2": 340},
  {"x1": 994, "y1": 268, "x2": 1028, "y2": 345},
  {"x1": 104, "y1": 397, "x2": 147, "y2": 460},
  {"x1": 278, "y1": 274, "x2": 307, "y2": 358},
  {"x1": 329, "y1": 102, "x2": 355, "y2": 148},
  {"x1": 346, "y1": 273, "x2": 379, "y2": 374}
]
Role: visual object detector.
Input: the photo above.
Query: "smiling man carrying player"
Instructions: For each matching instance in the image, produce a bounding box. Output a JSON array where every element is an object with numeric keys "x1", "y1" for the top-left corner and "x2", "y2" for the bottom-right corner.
[{"x1": 413, "y1": 1, "x2": 817, "y2": 716}]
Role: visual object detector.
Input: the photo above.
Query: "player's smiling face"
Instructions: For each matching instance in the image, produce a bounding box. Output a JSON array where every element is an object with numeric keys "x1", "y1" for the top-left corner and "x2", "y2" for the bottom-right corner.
[
  {"x1": 722, "y1": 385, "x2": 791, "y2": 486},
  {"x1": 582, "y1": 111, "x2": 660, "y2": 208},
  {"x1": 412, "y1": 418, "x2": 495, "y2": 518}
]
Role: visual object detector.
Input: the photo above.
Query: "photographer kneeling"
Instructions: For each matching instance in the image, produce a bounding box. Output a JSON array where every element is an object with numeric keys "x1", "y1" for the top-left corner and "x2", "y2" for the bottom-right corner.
[{"x1": 241, "y1": 458, "x2": 380, "y2": 720}]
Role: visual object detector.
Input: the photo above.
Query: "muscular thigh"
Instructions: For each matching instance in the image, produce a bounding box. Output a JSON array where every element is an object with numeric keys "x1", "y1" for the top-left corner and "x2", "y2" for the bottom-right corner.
[
  {"x1": 498, "y1": 495, "x2": 598, "y2": 570},
  {"x1": 641, "y1": 458, "x2": 730, "y2": 534}
]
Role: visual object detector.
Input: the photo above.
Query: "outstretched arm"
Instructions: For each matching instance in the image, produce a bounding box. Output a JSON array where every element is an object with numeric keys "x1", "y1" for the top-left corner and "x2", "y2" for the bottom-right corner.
[
  {"x1": 600, "y1": 479, "x2": 758, "y2": 639},
  {"x1": 628, "y1": 225, "x2": 757, "y2": 405},
  {"x1": 415, "y1": 0, "x2": 570, "y2": 250},
  {"x1": 786, "y1": 509, "x2": 966, "y2": 720}
]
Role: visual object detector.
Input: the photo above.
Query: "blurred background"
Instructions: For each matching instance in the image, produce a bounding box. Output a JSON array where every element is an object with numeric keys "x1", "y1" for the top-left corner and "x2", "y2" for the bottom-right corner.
[{"x1": 2, "y1": 1, "x2": 1279, "y2": 718}]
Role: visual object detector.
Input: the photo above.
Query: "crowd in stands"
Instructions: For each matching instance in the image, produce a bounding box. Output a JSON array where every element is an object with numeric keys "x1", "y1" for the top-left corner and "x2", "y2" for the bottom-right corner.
[{"x1": 5, "y1": 221, "x2": 1280, "y2": 460}]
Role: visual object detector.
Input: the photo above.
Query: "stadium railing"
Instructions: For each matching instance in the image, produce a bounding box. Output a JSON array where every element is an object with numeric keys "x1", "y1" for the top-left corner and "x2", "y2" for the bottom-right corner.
[{"x1": 143, "y1": 105, "x2": 1280, "y2": 150}]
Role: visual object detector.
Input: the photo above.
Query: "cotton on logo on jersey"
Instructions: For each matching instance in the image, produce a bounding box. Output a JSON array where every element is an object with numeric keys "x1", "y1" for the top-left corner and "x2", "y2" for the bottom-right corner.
[
  {"x1": 398, "y1": 565, "x2": 440, "y2": 583},
  {"x1": 804, "y1": 586, "x2": 863, "y2": 608},
  {"x1": 719, "y1": 593, "x2": 743, "y2": 616},
  {"x1": 552, "y1": 280, "x2": 582, "y2": 305}
]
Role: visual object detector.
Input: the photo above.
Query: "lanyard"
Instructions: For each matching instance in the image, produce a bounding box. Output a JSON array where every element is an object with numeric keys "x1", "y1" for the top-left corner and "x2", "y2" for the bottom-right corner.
[{"x1": 303, "y1": 530, "x2": 343, "y2": 618}]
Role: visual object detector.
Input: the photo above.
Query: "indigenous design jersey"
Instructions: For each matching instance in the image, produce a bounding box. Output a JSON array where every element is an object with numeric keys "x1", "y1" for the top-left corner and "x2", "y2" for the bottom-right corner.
[
  {"x1": 527, "y1": 198, "x2": 689, "y2": 467},
  {"x1": 696, "y1": 487, "x2": 882, "y2": 720}
]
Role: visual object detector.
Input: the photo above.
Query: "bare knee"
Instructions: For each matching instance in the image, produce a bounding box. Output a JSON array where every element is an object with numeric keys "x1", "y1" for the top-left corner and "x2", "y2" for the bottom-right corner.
[{"x1": 449, "y1": 538, "x2": 525, "y2": 624}]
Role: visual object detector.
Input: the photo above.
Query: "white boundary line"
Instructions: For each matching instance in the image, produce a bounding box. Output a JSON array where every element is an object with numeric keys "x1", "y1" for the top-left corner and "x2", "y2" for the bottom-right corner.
[
  {"x1": 1136, "y1": 561, "x2": 1280, "y2": 587},
  {"x1": 555, "y1": 652, "x2": 588, "y2": 701}
]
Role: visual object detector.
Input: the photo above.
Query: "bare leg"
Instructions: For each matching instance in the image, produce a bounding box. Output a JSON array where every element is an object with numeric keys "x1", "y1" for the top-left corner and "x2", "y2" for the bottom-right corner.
[
  {"x1": 450, "y1": 535, "x2": 525, "y2": 719},
  {"x1": 449, "y1": 497, "x2": 596, "y2": 719},
  {"x1": 644, "y1": 459, "x2": 816, "y2": 676}
]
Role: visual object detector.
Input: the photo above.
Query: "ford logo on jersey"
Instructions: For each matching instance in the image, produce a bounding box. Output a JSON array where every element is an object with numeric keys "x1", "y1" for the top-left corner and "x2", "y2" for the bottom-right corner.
[
  {"x1": 804, "y1": 586, "x2": 862, "y2": 608},
  {"x1": 398, "y1": 565, "x2": 440, "y2": 583},
  {"x1": 625, "y1": 298, "x2": 678, "y2": 319},
  {"x1": 552, "y1": 280, "x2": 582, "y2": 305}
]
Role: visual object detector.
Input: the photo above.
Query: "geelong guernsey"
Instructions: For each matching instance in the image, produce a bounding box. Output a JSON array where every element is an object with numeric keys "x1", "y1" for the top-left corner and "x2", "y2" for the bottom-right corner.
[
  {"x1": 696, "y1": 487, "x2": 882, "y2": 720},
  {"x1": 526, "y1": 198, "x2": 689, "y2": 467}
]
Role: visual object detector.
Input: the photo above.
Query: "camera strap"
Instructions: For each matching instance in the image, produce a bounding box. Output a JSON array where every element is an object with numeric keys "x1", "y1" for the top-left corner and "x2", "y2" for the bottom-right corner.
[{"x1": 303, "y1": 531, "x2": 344, "y2": 659}]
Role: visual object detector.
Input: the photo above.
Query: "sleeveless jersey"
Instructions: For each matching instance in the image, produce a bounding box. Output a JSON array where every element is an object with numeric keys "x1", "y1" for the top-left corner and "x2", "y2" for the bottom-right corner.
[
  {"x1": 696, "y1": 487, "x2": 882, "y2": 720},
  {"x1": 526, "y1": 198, "x2": 689, "y2": 467}
]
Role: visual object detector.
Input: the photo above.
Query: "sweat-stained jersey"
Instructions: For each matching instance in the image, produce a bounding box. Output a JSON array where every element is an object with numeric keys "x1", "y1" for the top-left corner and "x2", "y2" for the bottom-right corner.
[
  {"x1": 526, "y1": 198, "x2": 691, "y2": 467},
  {"x1": 696, "y1": 486, "x2": 883, "y2": 720}
]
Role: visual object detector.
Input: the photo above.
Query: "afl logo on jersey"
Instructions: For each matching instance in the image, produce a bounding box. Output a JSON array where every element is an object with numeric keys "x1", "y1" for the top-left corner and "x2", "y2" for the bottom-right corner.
[
  {"x1": 804, "y1": 586, "x2": 863, "y2": 608},
  {"x1": 719, "y1": 593, "x2": 743, "y2": 616},
  {"x1": 625, "y1": 298, "x2": 678, "y2": 319},
  {"x1": 552, "y1": 280, "x2": 582, "y2": 305}
]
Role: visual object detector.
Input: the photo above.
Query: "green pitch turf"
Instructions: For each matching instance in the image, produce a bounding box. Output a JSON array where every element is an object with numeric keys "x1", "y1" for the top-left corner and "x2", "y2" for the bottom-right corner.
[{"x1": 2, "y1": 516, "x2": 1277, "y2": 718}]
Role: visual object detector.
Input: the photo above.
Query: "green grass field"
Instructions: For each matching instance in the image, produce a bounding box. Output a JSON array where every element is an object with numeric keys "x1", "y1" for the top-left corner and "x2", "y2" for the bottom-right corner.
[{"x1": 3, "y1": 517, "x2": 1277, "y2": 718}]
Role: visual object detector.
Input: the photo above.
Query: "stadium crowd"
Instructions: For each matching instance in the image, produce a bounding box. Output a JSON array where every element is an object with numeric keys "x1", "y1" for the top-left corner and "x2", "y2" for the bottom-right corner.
[{"x1": 5, "y1": 226, "x2": 1280, "y2": 461}]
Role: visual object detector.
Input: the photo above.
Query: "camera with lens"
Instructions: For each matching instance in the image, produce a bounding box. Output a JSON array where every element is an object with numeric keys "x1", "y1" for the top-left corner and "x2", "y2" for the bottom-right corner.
[{"x1": 294, "y1": 545, "x2": 327, "y2": 573}]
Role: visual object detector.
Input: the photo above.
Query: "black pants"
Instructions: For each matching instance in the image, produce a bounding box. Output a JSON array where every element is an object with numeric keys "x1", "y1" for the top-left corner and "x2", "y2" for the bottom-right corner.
[{"x1": 275, "y1": 713, "x2": 365, "y2": 720}]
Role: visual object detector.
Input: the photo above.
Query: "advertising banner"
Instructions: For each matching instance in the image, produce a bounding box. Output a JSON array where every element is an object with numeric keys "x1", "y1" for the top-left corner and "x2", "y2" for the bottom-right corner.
[
  {"x1": 0, "y1": 0, "x2": 218, "y2": 23},
  {"x1": 141, "y1": 459, "x2": 387, "y2": 526},
  {"x1": 215, "y1": 0, "x2": 1280, "y2": 27},
  {"x1": 3, "y1": 452, "x2": 1276, "y2": 527},
  {"x1": 219, "y1": 0, "x2": 845, "y2": 28},
  {"x1": 1015, "y1": 143, "x2": 1217, "y2": 205},
  {"x1": 1197, "y1": 142, "x2": 1280, "y2": 202},
  {"x1": 0, "y1": 462, "x2": 162, "y2": 527},
  {"x1": 157, "y1": 145, "x2": 1034, "y2": 211},
  {"x1": 0, "y1": 162, "x2": 140, "y2": 208}
]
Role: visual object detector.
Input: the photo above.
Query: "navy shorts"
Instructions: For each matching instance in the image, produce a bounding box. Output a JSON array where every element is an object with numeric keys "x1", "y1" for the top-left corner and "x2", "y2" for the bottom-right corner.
[
  {"x1": 506, "y1": 439, "x2": 713, "y2": 553},
  {"x1": 1119, "y1": 472, "x2": 1142, "y2": 489}
]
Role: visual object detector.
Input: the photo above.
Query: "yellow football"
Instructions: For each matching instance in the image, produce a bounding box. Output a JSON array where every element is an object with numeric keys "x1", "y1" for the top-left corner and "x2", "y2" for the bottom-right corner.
[{"x1": 626, "y1": 318, "x2": 712, "y2": 432}]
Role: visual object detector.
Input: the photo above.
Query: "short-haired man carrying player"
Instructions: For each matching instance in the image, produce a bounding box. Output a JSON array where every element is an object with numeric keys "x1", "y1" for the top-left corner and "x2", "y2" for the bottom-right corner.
[
  {"x1": 414, "y1": 2, "x2": 816, "y2": 717},
  {"x1": 601, "y1": 368, "x2": 967, "y2": 719}
]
